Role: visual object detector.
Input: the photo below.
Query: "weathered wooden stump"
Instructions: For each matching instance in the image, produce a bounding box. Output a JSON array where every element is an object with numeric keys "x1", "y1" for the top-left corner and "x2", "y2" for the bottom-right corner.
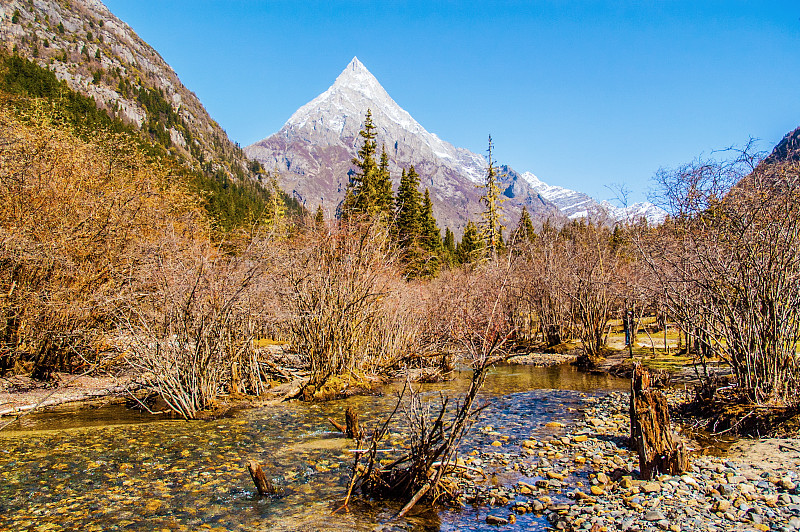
[
  {"x1": 345, "y1": 406, "x2": 362, "y2": 439},
  {"x1": 247, "y1": 460, "x2": 276, "y2": 496},
  {"x1": 629, "y1": 363, "x2": 689, "y2": 479}
]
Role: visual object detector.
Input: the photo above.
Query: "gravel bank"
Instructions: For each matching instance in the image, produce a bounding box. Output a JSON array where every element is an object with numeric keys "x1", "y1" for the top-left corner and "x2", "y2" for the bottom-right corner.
[{"x1": 452, "y1": 391, "x2": 800, "y2": 531}]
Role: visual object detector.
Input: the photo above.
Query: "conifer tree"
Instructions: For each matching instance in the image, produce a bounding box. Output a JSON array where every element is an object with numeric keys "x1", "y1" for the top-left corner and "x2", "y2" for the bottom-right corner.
[
  {"x1": 314, "y1": 205, "x2": 325, "y2": 228},
  {"x1": 442, "y1": 227, "x2": 456, "y2": 266},
  {"x1": 395, "y1": 166, "x2": 422, "y2": 248},
  {"x1": 457, "y1": 220, "x2": 484, "y2": 264},
  {"x1": 513, "y1": 206, "x2": 536, "y2": 244},
  {"x1": 480, "y1": 135, "x2": 505, "y2": 259},
  {"x1": 417, "y1": 188, "x2": 442, "y2": 277},
  {"x1": 420, "y1": 189, "x2": 441, "y2": 253},
  {"x1": 342, "y1": 109, "x2": 379, "y2": 217},
  {"x1": 375, "y1": 146, "x2": 394, "y2": 217}
]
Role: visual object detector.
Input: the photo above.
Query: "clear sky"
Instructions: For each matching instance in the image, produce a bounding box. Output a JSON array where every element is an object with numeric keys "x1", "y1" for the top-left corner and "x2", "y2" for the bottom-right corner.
[{"x1": 102, "y1": 0, "x2": 800, "y2": 204}]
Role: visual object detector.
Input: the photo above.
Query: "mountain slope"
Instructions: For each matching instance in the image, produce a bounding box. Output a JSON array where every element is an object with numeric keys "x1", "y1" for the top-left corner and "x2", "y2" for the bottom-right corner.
[
  {"x1": 766, "y1": 125, "x2": 800, "y2": 163},
  {"x1": 0, "y1": 0, "x2": 248, "y2": 179}
]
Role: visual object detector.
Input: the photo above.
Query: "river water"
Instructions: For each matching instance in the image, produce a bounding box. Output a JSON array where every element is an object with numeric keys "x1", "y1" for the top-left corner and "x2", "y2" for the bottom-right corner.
[{"x1": 0, "y1": 364, "x2": 626, "y2": 531}]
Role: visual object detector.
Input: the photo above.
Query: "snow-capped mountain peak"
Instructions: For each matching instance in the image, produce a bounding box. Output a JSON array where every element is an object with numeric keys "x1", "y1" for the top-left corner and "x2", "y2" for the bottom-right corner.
[
  {"x1": 245, "y1": 58, "x2": 502, "y2": 232},
  {"x1": 245, "y1": 58, "x2": 663, "y2": 230}
]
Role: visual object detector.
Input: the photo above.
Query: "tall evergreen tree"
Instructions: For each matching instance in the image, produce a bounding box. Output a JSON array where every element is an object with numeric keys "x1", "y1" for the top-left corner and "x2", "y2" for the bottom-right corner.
[
  {"x1": 341, "y1": 109, "x2": 379, "y2": 217},
  {"x1": 420, "y1": 189, "x2": 441, "y2": 253},
  {"x1": 442, "y1": 227, "x2": 456, "y2": 266},
  {"x1": 480, "y1": 135, "x2": 505, "y2": 259},
  {"x1": 395, "y1": 166, "x2": 422, "y2": 248},
  {"x1": 513, "y1": 206, "x2": 536, "y2": 244},
  {"x1": 417, "y1": 188, "x2": 442, "y2": 277},
  {"x1": 314, "y1": 204, "x2": 325, "y2": 228},
  {"x1": 375, "y1": 146, "x2": 394, "y2": 217},
  {"x1": 457, "y1": 220, "x2": 484, "y2": 264}
]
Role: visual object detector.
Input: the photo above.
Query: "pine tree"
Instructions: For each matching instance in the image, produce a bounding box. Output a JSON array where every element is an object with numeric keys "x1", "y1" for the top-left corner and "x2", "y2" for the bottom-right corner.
[
  {"x1": 314, "y1": 205, "x2": 325, "y2": 228},
  {"x1": 442, "y1": 227, "x2": 456, "y2": 266},
  {"x1": 375, "y1": 146, "x2": 394, "y2": 217},
  {"x1": 342, "y1": 109, "x2": 379, "y2": 217},
  {"x1": 457, "y1": 220, "x2": 484, "y2": 264},
  {"x1": 480, "y1": 135, "x2": 505, "y2": 259},
  {"x1": 420, "y1": 189, "x2": 441, "y2": 253},
  {"x1": 395, "y1": 166, "x2": 422, "y2": 248},
  {"x1": 418, "y1": 188, "x2": 442, "y2": 277},
  {"x1": 513, "y1": 206, "x2": 536, "y2": 244}
]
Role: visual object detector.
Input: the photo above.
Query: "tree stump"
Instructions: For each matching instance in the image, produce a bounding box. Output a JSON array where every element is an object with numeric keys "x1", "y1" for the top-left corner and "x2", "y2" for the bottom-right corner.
[
  {"x1": 629, "y1": 363, "x2": 689, "y2": 479},
  {"x1": 345, "y1": 406, "x2": 362, "y2": 439},
  {"x1": 247, "y1": 460, "x2": 276, "y2": 496}
]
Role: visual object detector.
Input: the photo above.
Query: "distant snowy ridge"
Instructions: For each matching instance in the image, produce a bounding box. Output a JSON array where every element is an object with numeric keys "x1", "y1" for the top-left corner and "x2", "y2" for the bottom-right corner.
[{"x1": 520, "y1": 172, "x2": 666, "y2": 224}]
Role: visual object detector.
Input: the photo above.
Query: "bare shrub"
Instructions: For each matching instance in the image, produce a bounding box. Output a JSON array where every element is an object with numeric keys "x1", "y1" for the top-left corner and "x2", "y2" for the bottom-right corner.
[
  {"x1": 344, "y1": 256, "x2": 518, "y2": 516},
  {"x1": 284, "y1": 220, "x2": 422, "y2": 390},
  {"x1": 120, "y1": 236, "x2": 275, "y2": 419},
  {"x1": 640, "y1": 147, "x2": 800, "y2": 406}
]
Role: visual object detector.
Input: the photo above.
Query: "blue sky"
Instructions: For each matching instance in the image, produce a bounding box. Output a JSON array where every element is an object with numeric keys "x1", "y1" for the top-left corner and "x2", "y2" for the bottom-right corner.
[{"x1": 103, "y1": 0, "x2": 800, "y2": 204}]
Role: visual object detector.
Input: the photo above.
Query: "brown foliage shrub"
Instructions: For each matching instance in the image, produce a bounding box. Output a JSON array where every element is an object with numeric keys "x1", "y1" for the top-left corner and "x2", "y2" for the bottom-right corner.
[{"x1": 0, "y1": 101, "x2": 204, "y2": 378}]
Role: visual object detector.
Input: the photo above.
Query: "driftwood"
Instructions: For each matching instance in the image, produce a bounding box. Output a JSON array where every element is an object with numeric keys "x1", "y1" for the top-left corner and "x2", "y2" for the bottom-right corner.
[
  {"x1": 328, "y1": 417, "x2": 347, "y2": 433},
  {"x1": 247, "y1": 460, "x2": 278, "y2": 496},
  {"x1": 629, "y1": 363, "x2": 689, "y2": 479},
  {"x1": 327, "y1": 407, "x2": 362, "y2": 439}
]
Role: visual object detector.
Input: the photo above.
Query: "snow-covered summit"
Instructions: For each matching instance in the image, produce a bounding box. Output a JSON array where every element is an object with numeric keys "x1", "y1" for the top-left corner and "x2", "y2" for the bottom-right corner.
[
  {"x1": 245, "y1": 58, "x2": 664, "y2": 230},
  {"x1": 272, "y1": 57, "x2": 487, "y2": 184}
]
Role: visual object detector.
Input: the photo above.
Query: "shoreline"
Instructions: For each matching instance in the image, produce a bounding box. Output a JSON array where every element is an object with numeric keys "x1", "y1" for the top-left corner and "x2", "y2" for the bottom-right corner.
[{"x1": 467, "y1": 391, "x2": 800, "y2": 531}]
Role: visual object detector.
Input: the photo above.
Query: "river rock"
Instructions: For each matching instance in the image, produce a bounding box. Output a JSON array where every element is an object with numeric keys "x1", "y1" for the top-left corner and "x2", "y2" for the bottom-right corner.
[
  {"x1": 485, "y1": 514, "x2": 508, "y2": 525},
  {"x1": 645, "y1": 510, "x2": 666, "y2": 521},
  {"x1": 643, "y1": 482, "x2": 662, "y2": 493}
]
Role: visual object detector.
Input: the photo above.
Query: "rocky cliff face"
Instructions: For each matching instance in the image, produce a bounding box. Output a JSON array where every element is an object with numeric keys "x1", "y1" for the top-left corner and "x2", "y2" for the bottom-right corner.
[
  {"x1": 247, "y1": 57, "x2": 664, "y2": 232},
  {"x1": 0, "y1": 0, "x2": 247, "y2": 177},
  {"x1": 766, "y1": 125, "x2": 800, "y2": 163}
]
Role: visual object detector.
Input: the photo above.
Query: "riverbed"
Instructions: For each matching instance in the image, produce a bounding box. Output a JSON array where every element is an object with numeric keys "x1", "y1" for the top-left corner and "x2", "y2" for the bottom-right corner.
[{"x1": 0, "y1": 364, "x2": 627, "y2": 531}]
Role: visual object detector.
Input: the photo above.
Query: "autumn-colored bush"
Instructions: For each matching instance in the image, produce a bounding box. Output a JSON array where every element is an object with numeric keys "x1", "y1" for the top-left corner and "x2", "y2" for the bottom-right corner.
[
  {"x1": 0, "y1": 100, "x2": 205, "y2": 378},
  {"x1": 283, "y1": 220, "x2": 426, "y2": 389}
]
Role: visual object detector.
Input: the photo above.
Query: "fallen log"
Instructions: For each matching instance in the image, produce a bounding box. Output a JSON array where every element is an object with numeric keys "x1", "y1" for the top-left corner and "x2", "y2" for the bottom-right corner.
[{"x1": 629, "y1": 362, "x2": 689, "y2": 479}]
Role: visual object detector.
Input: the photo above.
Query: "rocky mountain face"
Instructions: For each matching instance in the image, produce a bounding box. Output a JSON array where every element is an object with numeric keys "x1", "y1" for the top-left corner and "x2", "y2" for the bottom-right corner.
[
  {"x1": 766, "y1": 125, "x2": 800, "y2": 163},
  {"x1": 0, "y1": 0, "x2": 248, "y2": 178},
  {"x1": 246, "y1": 57, "x2": 665, "y2": 232},
  {"x1": 246, "y1": 57, "x2": 563, "y2": 233}
]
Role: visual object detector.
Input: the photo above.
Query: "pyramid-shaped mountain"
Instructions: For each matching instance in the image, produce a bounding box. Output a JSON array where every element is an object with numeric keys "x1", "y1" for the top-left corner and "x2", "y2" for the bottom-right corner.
[
  {"x1": 246, "y1": 58, "x2": 664, "y2": 231},
  {"x1": 246, "y1": 58, "x2": 562, "y2": 232}
]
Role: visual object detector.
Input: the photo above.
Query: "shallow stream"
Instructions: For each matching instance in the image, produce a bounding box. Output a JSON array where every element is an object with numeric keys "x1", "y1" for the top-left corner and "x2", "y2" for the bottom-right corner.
[{"x1": 0, "y1": 364, "x2": 626, "y2": 531}]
